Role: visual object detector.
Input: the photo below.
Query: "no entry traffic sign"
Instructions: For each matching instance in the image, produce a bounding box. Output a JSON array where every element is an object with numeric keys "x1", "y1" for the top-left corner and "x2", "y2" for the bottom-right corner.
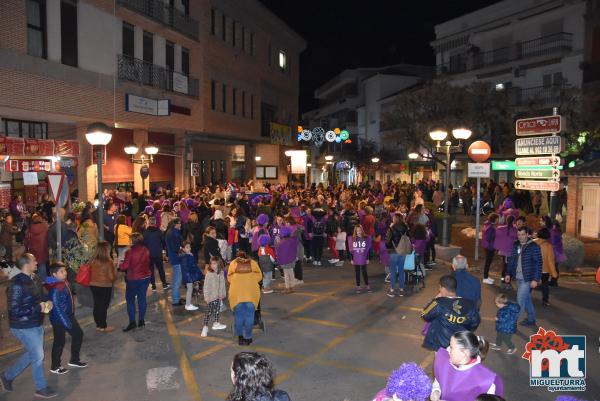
[
  {"x1": 514, "y1": 180, "x2": 561, "y2": 191},
  {"x1": 516, "y1": 115, "x2": 562, "y2": 136}
]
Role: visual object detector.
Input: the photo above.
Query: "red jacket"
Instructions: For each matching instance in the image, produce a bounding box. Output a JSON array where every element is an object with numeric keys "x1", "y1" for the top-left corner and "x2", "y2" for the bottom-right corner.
[
  {"x1": 121, "y1": 245, "x2": 151, "y2": 281},
  {"x1": 25, "y1": 222, "x2": 49, "y2": 263}
]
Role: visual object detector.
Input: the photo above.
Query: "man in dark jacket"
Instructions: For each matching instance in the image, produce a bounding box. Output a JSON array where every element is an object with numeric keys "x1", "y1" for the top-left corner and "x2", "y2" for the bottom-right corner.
[
  {"x1": 143, "y1": 217, "x2": 169, "y2": 292},
  {"x1": 2, "y1": 253, "x2": 57, "y2": 398},
  {"x1": 505, "y1": 226, "x2": 542, "y2": 328},
  {"x1": 421, "y1": 275, "x2": 481, "y2": 351},
  {"x1": 165, "y1": 219, "x2": 184, "y2": 306},
  {"x1": 451, "y1": 255, "x2": 481, "y2": 309}
]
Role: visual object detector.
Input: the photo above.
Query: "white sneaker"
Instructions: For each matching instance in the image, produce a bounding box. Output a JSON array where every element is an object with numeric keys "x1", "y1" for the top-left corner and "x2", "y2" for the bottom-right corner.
[
  {"x1": 335, "y1": 261, "x2": 344, "y2": 267},
  {"x1": 317, "y1": 261, "x2": 322, "y2": 266},
  {"x1": 295, "y1": 280, "x2": 304, "y2": 285},
  {"x1": 185, "y1": 304, "x2": 199, "y2": 311},
  {"x1": 212, "y1": 322, "x2": 226, "y2": 330},
  {"x1": 201, "y1": 326, "x2": 208, "y2": 337},
  {"x1": 329, "y1": 259, "x2": 339, "y2": 264},
  {"x1": 263, "y1": 288, "x2": 274, "y2": 294},
  {"x1": 312, "y1": 261, "x2": 319, "y2": 266},
  {"x1": 482, "y1": 278, "x2": 495, "y2": 285}
]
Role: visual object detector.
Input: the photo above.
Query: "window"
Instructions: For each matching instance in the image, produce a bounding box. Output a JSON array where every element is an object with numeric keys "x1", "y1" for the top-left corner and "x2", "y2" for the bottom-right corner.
[
  {"x1": 122, "y1": 22, "x2": 134, "y2": 58},
  {"x1": 232, "y1": 88, "x2": 237, "y2": 115},
  {"x1": 182, "y1": 47, "x2": 190, "y2": 75},
  {"x1": 166, "y1": 41, "x2": 174, "y2": 70},
  {"x1": 222, "y1": 84, "x2": 227, "y2": 112},
  {"x1": 278, "y1": 50, "x2": 287, "y2": 70},
  {"x1": 242, "y1": 91, "x2": 246, "y2": 117},
  {"x1": 182, "y1": 0, "x2": 189, "y2": 15},
  {"x1": 211, "y1": 9, "x2": 216, "y2": 35},
  {"x1": 210, "y1": 80, "x2": 216, "y2": 110},
  {"x1": 250, "y1": 94, "x2": 254, "y2": 119},
  {"x1": 250, "y1": 32, "x2": 255, "y2": 55},
  {"x1": 543, "y1": 72, "x2": 563, "y2": 87},
  {"x1": 26, "y1": 0, "x2": 47, "y2": 59},
  {"x1": 232, "y1": 21, "x2": 236, "y2": 47},
  {"x1": 143, "y1": 31, "x2": 153, "y2": 63},
  {"x1": 222, "y1": 15, "x2": 227, "y2": 41},
  {"x1": 268, "y1": 44, "x2": 272, "y2": 66},
  {"x1": 241, "y1": 27, "x2": 246, "y2": 52},
  {"x1": 261, "y1": 102, "x2": 276, "y2": 137},
  {"x1": 61, "y1": 0, "x2": 78, "y2": 67},
  {"x1": 256, "y1": 166, "x2": 277, "y2": 179},
  {"x1": 220, "y1": 160, "x2": 225, "y2": 183},
  {"x1": 3, "y1": 119, "x2": 48, "y2": 139}
]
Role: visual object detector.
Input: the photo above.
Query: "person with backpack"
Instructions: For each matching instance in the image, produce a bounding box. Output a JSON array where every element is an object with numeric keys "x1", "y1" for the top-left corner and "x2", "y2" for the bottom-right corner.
[{"x1": 385, "y1": 213, "x2": 410, "y2": 298}]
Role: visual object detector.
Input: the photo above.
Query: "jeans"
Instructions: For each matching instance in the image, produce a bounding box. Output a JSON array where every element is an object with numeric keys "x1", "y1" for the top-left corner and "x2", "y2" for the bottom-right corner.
[
  {"x1": 149, "y1": 256, "x2": 167, "y2": 288},
  {"x1": 125, "y1": 278, "x2": 150, "y2": 323},
  {"x1": 117, "y1": 246, "x2": 127, "y2": 263},
  {"x1": 36, "y1": 262, "x2": 48, "y2": 282},
  {"x1": 6, "y1": 326, "x2": 47, "y2": 390},
  {"x1": 262, "y1": 271, "x2": 273, "y2": 290},
  {"x1": 312, "y1": 236, "x2": 324, "y2": 261},
  {"x1": 516, "y1": 279, "x2": 536, "y2": 323},
  {"x1": 185, "y1": 283, "x2": 194, "y2": 306},
  {"x1": 303, "y1": 239, "x2": 312, "y2": 258},
  {"x1": 51, "y1": 318, "x2": 83, "y2": 369},
  {"x1": 171, "y1": 264, "x2": 182, "y2": 304},
  {"x1": 234, "y1": 302, "x2": 255, "y2": 339},
  {"x1": 389, "y1": 253, "x2": 405, "y2": 290},
  {"x1": 90, "y1": 286, "x2": 112, "y2": 328}
]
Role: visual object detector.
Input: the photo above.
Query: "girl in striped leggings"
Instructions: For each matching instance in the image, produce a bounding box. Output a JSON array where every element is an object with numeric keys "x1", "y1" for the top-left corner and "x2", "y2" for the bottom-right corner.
[{"x1": 201, "y1": 257, "x2": 227, "y2": 337}]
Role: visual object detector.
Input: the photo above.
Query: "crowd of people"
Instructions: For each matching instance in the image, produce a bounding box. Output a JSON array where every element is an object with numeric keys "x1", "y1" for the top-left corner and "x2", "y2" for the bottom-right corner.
[{"x1": 0, "y1": 179, "x2": 573, "y2": 400}]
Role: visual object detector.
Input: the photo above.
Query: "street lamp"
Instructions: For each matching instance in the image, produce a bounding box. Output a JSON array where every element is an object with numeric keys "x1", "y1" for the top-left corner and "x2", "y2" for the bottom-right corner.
[
  {"x1": 324, "y1": 154, "x2": 334, "y2": 161},
  {"x1": 429, "y1": 127, "x2": 472, "y2": 247},
  {"x1": 255, "y1": 156, "x2": 262, "y2": 162},
  {"x1": 86, "y1": 122, "x2": 112, "y2": 240},
  {"x1": 124, "y1": 142, "x2": 159, "y2": 195},
  {"x1": 408, "y1": 152, "x2": 418, "y2": 160},
  {"x1": 371, "y1": 157, "x2": 380, "y2": 163}
]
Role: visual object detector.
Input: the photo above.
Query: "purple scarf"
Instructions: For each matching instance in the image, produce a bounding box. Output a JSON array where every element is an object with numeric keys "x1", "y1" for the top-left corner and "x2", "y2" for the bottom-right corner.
[{"x1": 276, "y1": 236, "x2": 299, "y2": 265}]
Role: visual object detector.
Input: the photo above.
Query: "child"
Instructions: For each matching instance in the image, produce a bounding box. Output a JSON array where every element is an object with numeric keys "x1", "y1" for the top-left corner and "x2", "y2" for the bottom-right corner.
[
  {"x1": 491, "y1": 293, "x2": 520, "y2": 354},
  {"x1": 45, "y1": 263, "x2": 86, "y2": 374},
  {"x1": 348, "y1": 224, "x2": 372, "y2": 293},
  {"x1": 180, "y1": 241, "x2": 203, "y2": 311},
  {"x1": 410, "y1": 223, "x2": 429, "y2": 271},
  {"x1": 201, "y1": 256, "x2": 227, "y2": 337},
  {"x1": 258, "y1": 234, "x2": 276, "y2": 294},
  {"x1": 482, "y1": 213, "x2": 499, "y2": 285},
  {"x1": 275, "y1": 226, "x2": 299, "y2": 293},
  {"x1": 335, "y1": 226, "x2": 347, "y2": 266},
  {"x1": 372, "y1": 362, "x2": 431, "y2": 401}
]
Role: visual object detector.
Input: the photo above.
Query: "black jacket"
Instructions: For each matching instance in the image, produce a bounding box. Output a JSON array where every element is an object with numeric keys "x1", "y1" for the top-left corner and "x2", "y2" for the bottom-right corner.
[
  {"x1": 7, "y1": 272, "x2": 45, "y2": 329},
  {"x1": 184, "y1": 221, "x2": 204, "y2": 251},
  {"x1": 341, "y1": 210, "x2": 359, "y2": 235},
  {"x1": 143, "y1": 226, "x2": 165, "y2": 258},
  {"x1": 421, "y1": 296, "x2": 481, "y2": 351},
  {"x1": 203, "y1": 236, "x2": 222, "y2": 265},
  {"x1": 385, "y1": 221, "x2": 409, "y2": 251}
]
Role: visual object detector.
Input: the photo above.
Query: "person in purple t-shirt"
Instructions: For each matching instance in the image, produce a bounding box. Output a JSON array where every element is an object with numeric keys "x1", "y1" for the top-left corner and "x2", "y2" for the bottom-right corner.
[{"x1": 348, "y1": 224, "x2": 372, "y2": 294}]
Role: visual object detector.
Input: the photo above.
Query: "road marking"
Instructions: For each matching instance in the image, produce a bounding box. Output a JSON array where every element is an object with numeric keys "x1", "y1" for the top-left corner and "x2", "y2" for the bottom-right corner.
[
  {"x1": 160, "y1": 299, "x2": 202, "y2": 401},
  {"x1": 146, "y1": 366, "x2": 180, "y2": 392},
  {"x1": 175, "y1": 314, "x2": 204, "y2": 327},
  {"x1": 190, "y1": 344, "x2": 228, "y2": 361},
  {"x1": 291, "y1": 316, "x2": 348, "y2": 328},
  {"x1": 180, "y1": 330, "x2": 233, "y2": 345}
]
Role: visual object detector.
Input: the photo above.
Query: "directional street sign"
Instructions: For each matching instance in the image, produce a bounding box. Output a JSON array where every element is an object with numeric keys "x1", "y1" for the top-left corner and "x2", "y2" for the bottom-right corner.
[
  {"x1": 514, "y1": 180, "x2": 561, "y2": 191},
  {"x1": 515, "y1": 169, "x2": 561, "y2": 179},
  {"x1": 515, "y1": 136, "x2": 564, "y2": 156},
  {"x1": 515, "y1": 156, "x2": 562, "y2": 168},
  {"x1": 516, "y1": 115, "x2": 562, "y2": 136}
]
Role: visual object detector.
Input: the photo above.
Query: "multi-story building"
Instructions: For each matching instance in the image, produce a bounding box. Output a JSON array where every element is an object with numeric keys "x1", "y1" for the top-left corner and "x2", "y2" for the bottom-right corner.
[
  {"x1": 302, "y1": 65, "x2": 432, "y2": 184},
  {"x1": 0, "y1": 0, "x2": 305, "y2": 203},
  {"x1": 432, "y1": 0, "x2": 586, "y2": 109}
]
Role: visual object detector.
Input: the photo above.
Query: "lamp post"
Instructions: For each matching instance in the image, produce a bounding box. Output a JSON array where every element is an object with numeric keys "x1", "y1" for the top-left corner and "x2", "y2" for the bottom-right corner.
[
  {"x1": 86, "y1": 122, "x2": 112, "y2": 241},
  {"x1": 124, "y1": 143, "x2": 159, "y2": 195},
  {"x1": 429, "y1": 128, "x2": 472, "y2": 247}
]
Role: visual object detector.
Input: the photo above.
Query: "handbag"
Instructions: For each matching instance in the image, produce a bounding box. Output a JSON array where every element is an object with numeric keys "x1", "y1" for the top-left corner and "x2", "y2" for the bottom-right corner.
[
  {"x1": 394, "y1": 234, "x2": 412, "y2": 256},
  {"x1": 75, "y1": 263, "x2": 91, "y2": 286},
  {"x1": 403, "y1": 252, "x2": 416, "y2": 269}
]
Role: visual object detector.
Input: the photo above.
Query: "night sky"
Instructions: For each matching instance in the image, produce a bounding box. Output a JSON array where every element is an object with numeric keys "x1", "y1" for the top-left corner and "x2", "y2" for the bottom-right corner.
[{"x1": 259, "y1": 0, "x2": 501, "y2": 113}]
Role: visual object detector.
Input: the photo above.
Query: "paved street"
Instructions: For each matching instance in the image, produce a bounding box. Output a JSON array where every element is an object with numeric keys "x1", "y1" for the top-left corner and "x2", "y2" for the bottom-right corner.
[{"x1": 0, "y1": 259, "x2": 598, "y2": 401}]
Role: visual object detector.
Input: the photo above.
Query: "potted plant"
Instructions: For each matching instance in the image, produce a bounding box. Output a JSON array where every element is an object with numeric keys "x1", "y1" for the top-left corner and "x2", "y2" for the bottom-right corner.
[{"x1": 62, "y1": 237, "x2": 94, "y2": 307}]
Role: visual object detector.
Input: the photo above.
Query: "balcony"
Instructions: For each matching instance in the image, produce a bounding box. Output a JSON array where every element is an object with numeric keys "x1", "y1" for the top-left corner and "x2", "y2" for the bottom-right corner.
[
  {"x1": 506, "y1": 84, "x2": 569, "y2": 107},
  {"x1": 118, "y1": 0, "x2": 199, "y2": 40},
  {"x1": 117, "y1": 54, "x2": 199, "y2": 98},
  {"x1": 437, "y1": 32, "x2": 573, "y2": 76}
]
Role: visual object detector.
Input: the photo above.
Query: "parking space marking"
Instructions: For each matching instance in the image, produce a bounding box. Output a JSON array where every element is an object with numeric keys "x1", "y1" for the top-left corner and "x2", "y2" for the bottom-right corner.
[{"x1": 190, "y1": 344, "x2": 228, "y2": 361}]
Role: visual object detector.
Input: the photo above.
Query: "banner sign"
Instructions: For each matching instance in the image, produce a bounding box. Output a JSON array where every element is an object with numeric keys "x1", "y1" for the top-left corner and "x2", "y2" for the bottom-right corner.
[
  {"x1": 53, "y1": 140, "x2": 80, "y2": 157},
  {"x1": 0, "y1": 137, "x2": 25, "y2": 155},
  {"x1": 125, "y1": 94, "x2": 170, "y2": 116},
  {"x1": 270, "y1": 123, "x2": 292, "y2": 146},
  {"x1": 173, "y1": 72, "x2": 189, "y2": 94},
  {"x1": 25, "y1": 139, "x2": 55, "y2": 156},
  {"x1": 6, "y1": 159, "x2": 53, "y2": 172}
]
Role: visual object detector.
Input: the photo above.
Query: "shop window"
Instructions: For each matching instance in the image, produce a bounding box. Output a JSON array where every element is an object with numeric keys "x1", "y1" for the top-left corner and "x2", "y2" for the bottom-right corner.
[
  {"x1": 26, "y1": 0, "x2": 47, "y2": 59},
  {"x1": 256, "y1": 166, "x2": 277, "y2": 179},
  {"x1": 61, "y1": 0, "x2": 78, "y2": 67}
]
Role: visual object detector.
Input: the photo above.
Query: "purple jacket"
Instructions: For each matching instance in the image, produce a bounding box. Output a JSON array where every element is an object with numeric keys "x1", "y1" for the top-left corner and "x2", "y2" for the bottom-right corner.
[
  {"x1": 275, "y1": 235, "x2": 299, "y2": 265},
  {"x1": 347, "y1": 235, "x2": 371, "y2": 265},
  {"x1": 551, "y1": 227, "x2": 566, "y2": 263},
  {"x1": 412, "y1": 238, "x2": 428, "y2": 255},
  {"x1": 494, "y1": 224, "x2": 517, "y2": 256},
  {"x1": 481, "y1": 222, "x2": 496, "y2": 251},
  {"x1": 434, "y1": 348, "x2": 504, "y2": 401},
  {"x1": 379, "y1": 240, "x2": 389, "y2": 266}
]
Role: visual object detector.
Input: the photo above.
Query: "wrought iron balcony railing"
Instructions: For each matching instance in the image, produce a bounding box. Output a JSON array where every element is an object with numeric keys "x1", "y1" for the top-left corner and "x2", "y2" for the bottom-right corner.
[
  {"x1": 118, "y1": 0, "x2": 199, "y2": 40},
  {"x1": 117, "y1": 54, "x2": 199, "y2": 98},
  {"x1": 437, "y1": 32, "x2": 573, "y2": 76},
  {"x1": 506, "y1": 84, "x2": 569, "y2": 107}
]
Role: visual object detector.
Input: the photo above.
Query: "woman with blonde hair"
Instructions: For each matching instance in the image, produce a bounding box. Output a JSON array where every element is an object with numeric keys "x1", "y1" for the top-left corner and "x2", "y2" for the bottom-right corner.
[{"x1": 89, "y1": 241, "x2": 117, "y2": 332}]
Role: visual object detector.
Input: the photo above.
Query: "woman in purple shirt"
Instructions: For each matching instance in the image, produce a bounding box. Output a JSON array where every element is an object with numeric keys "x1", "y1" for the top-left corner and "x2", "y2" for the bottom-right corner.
[{"x1": 348, "y1": 224, "x2": 372, "y2": 294}]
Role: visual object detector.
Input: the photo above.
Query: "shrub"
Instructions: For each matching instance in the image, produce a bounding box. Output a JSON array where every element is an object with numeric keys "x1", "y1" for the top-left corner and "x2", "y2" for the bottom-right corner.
[{"x1": 561, "y1": 234, "x2": 584, "y2": 270}]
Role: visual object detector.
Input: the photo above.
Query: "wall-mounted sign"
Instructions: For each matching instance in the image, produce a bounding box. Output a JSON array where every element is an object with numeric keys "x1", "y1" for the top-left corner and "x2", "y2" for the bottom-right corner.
[
  {"x1": 468, "y1": 162, "x2": 490, "y2": 178},
  {"x1": 515, "y1": 115, "x2": 562, "y2": 136},
  {"x1": 491, "y1": 160, "x2": 516, "y2": 171},
  {"x1": 140, "y1": 165, "x2": 150, "y2": 179},
  {"x1": 53, "y1": 140, "x2": 80, "y2": 157},
  {"x1": 190, "y1": 162, "x2": 199, "y2": 177},
  {"x1": 6, "y1": 159, "x2": 52, "y2": 172},
  {"x1": 25, "y1": 139, "x2": 54, "y2": 156},
  {"x1": 172, "y1": 72, "x2": 189, "y2": 94},
  {"x1": 125, "y1": 94, "x2": 170, "y2": 116}
]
